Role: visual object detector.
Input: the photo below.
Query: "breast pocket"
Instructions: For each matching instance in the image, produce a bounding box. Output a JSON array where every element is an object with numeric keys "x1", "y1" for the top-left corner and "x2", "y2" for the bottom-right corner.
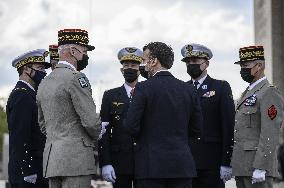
[{"x1": 240, "y1": 107, "x2": 258, "y2": 128}]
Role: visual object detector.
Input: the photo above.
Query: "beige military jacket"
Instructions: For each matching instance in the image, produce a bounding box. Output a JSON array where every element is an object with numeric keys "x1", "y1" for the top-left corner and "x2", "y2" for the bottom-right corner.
[
  {"x1": 231, "y1": 78, "x2": 284, "y2": 177},
  {"x1": 37, "y1": 63, "x2": 101, "y2": 178}
]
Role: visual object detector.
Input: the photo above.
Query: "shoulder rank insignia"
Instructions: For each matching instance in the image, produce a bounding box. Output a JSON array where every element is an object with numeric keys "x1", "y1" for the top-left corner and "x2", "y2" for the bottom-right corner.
[
  {"x1": 78, "y1": 77, "x2": 88, "y2": 88},
  {"x1": 268, "y1": 105, "x2": 277, "y2": 120},
  {"x1": 202, "y1": 90, "x2": 215, "y2": 98},
  {"x1": 244, "y1": 94, "x2": 257, "y2": 106},
  {"x1": 112, "y1": 102, "x2": 124, "y2": 106},
  {"x1": 14, "y1": 87, "x2": 27, "y2": 91}
]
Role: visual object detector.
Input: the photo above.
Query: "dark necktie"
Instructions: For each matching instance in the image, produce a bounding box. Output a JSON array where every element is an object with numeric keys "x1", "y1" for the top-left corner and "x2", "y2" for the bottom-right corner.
[
  {"x1": 130, "y1": 88, "x2": 134, "y2": 100},
  {"x1": 194, "y1": 81, "x2": 199, "y2": 90}
]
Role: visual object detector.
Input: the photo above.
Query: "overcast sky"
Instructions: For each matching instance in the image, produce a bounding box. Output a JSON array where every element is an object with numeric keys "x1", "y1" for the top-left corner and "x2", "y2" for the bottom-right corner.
[{"x1": 0, "y1": 0, "x2": 254, "y2": 109}]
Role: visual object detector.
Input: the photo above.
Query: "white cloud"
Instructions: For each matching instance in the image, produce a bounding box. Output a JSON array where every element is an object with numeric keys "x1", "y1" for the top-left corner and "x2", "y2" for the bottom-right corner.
[{"x1": 0, "y1": 0, "x2": 253, "y2": 109}]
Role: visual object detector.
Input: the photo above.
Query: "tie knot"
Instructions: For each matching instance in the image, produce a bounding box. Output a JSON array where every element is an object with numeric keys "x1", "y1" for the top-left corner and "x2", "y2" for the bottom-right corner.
[
  {"x1": 130, "y1": 88, "x2": 134, "y2": 97},
  {"x1": 194, "y1": 81, "x2": 199, "y2": 86}
]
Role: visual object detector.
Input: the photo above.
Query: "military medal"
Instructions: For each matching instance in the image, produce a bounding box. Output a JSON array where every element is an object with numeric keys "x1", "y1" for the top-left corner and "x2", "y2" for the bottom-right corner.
[{"x1": 244, "y1": 94, "x2": 257, "y2": 106}]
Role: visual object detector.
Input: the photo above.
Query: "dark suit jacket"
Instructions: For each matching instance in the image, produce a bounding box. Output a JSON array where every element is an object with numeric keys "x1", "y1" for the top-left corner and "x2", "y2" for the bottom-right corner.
[
  {"x1": 124, "y1": 71, "x2": 203, "y2": 179},
  {"x1": 6, "y1": 81, "x2": 46, "y2": 183},
  {"x1": 188, "y1": 75, "x2": 235, "y2": 169},
  {"x1": 98, "y1": 85, "x2": 135, "y2": 175}
]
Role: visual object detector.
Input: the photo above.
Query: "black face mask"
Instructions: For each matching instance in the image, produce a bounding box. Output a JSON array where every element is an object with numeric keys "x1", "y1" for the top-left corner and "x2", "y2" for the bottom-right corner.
[
  {"x1": 77, "y1": 54, "x2": 89, "y2": 71},
  {"x1": 139, "y1": 65, "x2": 149, "y2": 79},
  {"x1": 28, "y1": 68, "x2": 47, "y2": 86},
  {"x1": 240, "y1": 68, "x2": 254, "y2": 83},
  {"x1": 123, "y1": 68, "x2": 139, "y2": 83},
  {"x1": 187, "y1": 64, "x2": 203, "y2": 79}
]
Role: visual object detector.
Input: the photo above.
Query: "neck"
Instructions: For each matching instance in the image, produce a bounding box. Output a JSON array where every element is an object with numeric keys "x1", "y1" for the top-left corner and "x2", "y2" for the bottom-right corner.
[
  {"x1": 19, "y1": 74, "x2": 36, "y2": 89},
  {"x1": 60, "y1": 56, "x2": 77, "y2": 70},
  {"x1": 250, "y1": 72, "x2": 265, "y2": 84},
  {"x1": 126, "y1": 80, "x2": 137, "y2": 88},
  {"x1": 194, "y1": 70, "x2": 207, "y2": 81}
]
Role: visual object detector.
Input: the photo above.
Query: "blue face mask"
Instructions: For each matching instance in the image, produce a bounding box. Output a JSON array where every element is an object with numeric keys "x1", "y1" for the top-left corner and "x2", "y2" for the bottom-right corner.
[{"x1": 28, "y1": 68, "x2": 47, "y2": 86}]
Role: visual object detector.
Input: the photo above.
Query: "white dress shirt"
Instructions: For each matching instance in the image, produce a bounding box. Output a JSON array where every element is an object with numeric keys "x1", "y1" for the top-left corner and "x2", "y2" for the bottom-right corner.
[
  {"x1": 124, "y1": 83, "x2": 134, "y2": 98},
  {"x1": 248, "y1": 76, "x2": 267, "y2": 91},
  {"x1": 58, "y1": 61, "x2": 76, "y2": 70},
  {"x1": 19, "y1": 80, "x2": 35, "y2": 91},
  {"x1": 192, "y1": 74, "x2": 208, "y2": 89}
]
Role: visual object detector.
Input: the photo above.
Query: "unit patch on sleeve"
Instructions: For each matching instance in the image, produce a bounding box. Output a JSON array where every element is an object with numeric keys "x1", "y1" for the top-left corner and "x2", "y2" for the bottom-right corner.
[
  {"x1": 267, "y1": 105, "x2": 277, "y2": 120},
  {"x1": 78, "y1": 77, "x2": 89, "y2": 88}
]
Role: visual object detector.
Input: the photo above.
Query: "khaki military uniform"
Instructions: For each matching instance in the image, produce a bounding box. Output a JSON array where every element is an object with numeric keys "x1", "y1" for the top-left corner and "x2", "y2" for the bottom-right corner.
[
  {"x1": 37, "y1": 63, "x2": 101, "y2": 179},
  {"x1": 231, "y1": 78, "x2": 284, "y2": 187}
]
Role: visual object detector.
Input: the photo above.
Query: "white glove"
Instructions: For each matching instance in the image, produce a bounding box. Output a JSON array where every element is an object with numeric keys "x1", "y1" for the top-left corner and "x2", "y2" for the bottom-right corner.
[
  {"x1": 220, "y1": 166, "x2": 232, "y2": 183},
  {"x1": 102, "y1": 165, "x2": 116, "y2": 183},
  {"x1": 24, "y1": 174, "x2": 37, "y2": 184},
  {"x1": 252, "y1": 169, "x2": 266, "y2": 184},
  {"x1": 98, "y1": 122, "x2": 109, "y2": 140}
]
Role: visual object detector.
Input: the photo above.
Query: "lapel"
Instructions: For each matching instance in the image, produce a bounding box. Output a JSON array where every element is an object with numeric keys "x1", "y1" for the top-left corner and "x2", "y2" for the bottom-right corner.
[
  {"x1": 117, "y1": 85, "x2": 130, "y2": 106},
  {"x1": 236, "y1": 79, "x2": 269, "y2": 110},
  {"x1": 16, "y1": 81, "x2": 36, "y2": 100},
  {"x1": 196, "y1": 75, "x2": 213, "y2": 97}
]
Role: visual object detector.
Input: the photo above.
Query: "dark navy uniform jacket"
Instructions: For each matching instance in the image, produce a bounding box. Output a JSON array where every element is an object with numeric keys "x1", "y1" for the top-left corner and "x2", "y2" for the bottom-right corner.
[
  {"x1": 124, "y1": 71, "x2": 203, "y2": 179},
  {"x1": 6, "y1": 81, "x2": 46, "y2": 183},
  {"x1": 98, "y1": 85, "x2": 135, "y2": 175},
  {"x1": 188, "y1": 75, "x2": 235, "y2": 169}
]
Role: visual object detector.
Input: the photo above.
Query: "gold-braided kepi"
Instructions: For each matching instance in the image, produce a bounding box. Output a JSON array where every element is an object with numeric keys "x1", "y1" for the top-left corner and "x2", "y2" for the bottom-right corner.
[
  {"x1": 58, "y1": 29, "x2": 95, "y2": 51},
  {"x1": 49, "y1": 45, "x2": 59, "y2": 61},
  {"x1": 234, "y1": 46, "x2": 265, "y2": 64}
]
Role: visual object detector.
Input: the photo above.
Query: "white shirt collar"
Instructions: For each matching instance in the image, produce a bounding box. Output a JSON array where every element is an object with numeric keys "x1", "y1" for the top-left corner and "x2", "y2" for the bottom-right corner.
[
  {"x1": 19, "y1": 80, "x2": 35, "y2": 91},
  {"x1": 153, "y1": 69, "x2": 169, "y2": 77},
  {"x1": 124, "y1": 83, "x2": 134, "y2": 98},
  {"x1": 192, "y1": 74, "x2": 207, "y2": 89},
  {"x1": 248, "y1": 76, "x2": 267, "y2": 90},
  {"x1": 58, "y1": 61, "x2": 76, "y2": 70}
]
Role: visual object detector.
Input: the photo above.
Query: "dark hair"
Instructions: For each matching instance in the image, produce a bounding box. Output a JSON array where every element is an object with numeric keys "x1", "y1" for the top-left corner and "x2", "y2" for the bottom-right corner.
[{"x1": 143, "y1": 42, "x2": 174, "y2": 69}]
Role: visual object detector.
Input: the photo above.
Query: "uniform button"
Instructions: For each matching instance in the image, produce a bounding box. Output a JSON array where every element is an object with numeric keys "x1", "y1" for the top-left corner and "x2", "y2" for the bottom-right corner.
[
  {"x1": 267, "y1": 138, "x2": 270, "y2": 141},
  {"x1": 133, "y1": 143, "x2": 137, "y2": 146},
  {"x1": 197, "y1": 137, "x2": 201, "y2": 140},
  {"x1": 234, "y1": 129, "x2": 237, "y2": 133},
  {"x1": 235, "y1": 120, "x2": 237, "y2": 122},
  {"x1": 234, "y1": 141, "x2": 237, "y2": 143},
  {"x1": 264, "y1": 155, "x2": 267, "y2": 157}
]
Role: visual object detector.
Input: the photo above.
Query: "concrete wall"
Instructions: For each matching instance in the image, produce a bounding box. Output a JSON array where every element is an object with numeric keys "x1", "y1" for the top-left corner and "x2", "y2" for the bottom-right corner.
[{"x1": 254, "y1": 0, "x2": 284, "y2": 95}]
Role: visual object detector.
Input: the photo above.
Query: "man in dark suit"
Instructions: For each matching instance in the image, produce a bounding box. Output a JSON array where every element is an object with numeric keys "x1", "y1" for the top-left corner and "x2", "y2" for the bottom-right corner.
[
  {"x1": 124, "y1": 42, "x2": 203, "y2": 188},
  {"x1": 180, "y1": 43, "x2": 235, "y2": 188},
  {"x1": 98, "y1": 47, "x2": 143, "y2": 188},
  {"x1": 6, "y1": 49, "x2": 51, "y2": 188}
]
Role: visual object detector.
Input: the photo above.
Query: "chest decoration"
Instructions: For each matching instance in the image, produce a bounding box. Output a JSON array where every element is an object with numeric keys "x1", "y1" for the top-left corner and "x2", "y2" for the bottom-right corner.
[
  {"x1": 201, "y1": 85, "x2": 207, "y2": 90},
  {"x1": 244, "y1": 94, "x2": 257, "y2": 106},
  {"x1": 267, "y1": 105, "x2": 277, "y2": 120},
  {"x1": 112, "y1": 102, "x2": 124, "y2": 106},
  {"x1": 202, "y1": 90, "x2": 215, "y2": 98}
]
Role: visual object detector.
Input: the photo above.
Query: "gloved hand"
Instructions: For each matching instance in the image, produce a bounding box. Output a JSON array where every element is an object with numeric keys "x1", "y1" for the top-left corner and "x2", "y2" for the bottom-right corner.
[
  {"x1": 24, "y1": 174, "x2": 37, "y2": 184},
  {"x1": 220, "y1": 166, "x2": 232, "y2": 183},
  {"x1": 98, "y1": 122, "x2": 109, "y2": 140},
  {"x1": 102, "y1": 165, "x2": 116, "y2": 183},
  {"x1": 252, "y1": 169, "x2": 266, "y2": 184}
]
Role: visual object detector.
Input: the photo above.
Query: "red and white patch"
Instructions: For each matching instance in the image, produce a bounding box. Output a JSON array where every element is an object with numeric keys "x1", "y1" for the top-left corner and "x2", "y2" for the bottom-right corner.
[{"x1": 268, "y1": 105, "x2": 277, "y2": 120}]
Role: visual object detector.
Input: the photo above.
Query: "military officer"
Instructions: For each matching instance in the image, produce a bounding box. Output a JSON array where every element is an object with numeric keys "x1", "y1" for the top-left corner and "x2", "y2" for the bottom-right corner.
[
  {"x1": 98, "y1": 47, "x2": 143, "y2": 188},
  {"x1": 6, "y1": 49, "x2": 51, "y2": 188},
  {"x1": 181, "y1": 43, "x2": 235, "y2": 188},
  {"x1": 231, "y1": 45, "x2": 284, "y2": 188},
  {"x1": 49, "y1": 45, "x2": 59, "y2": 70},
  {"x1": 37, "y1": 29, "x2": 101, "y2": 188}
]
